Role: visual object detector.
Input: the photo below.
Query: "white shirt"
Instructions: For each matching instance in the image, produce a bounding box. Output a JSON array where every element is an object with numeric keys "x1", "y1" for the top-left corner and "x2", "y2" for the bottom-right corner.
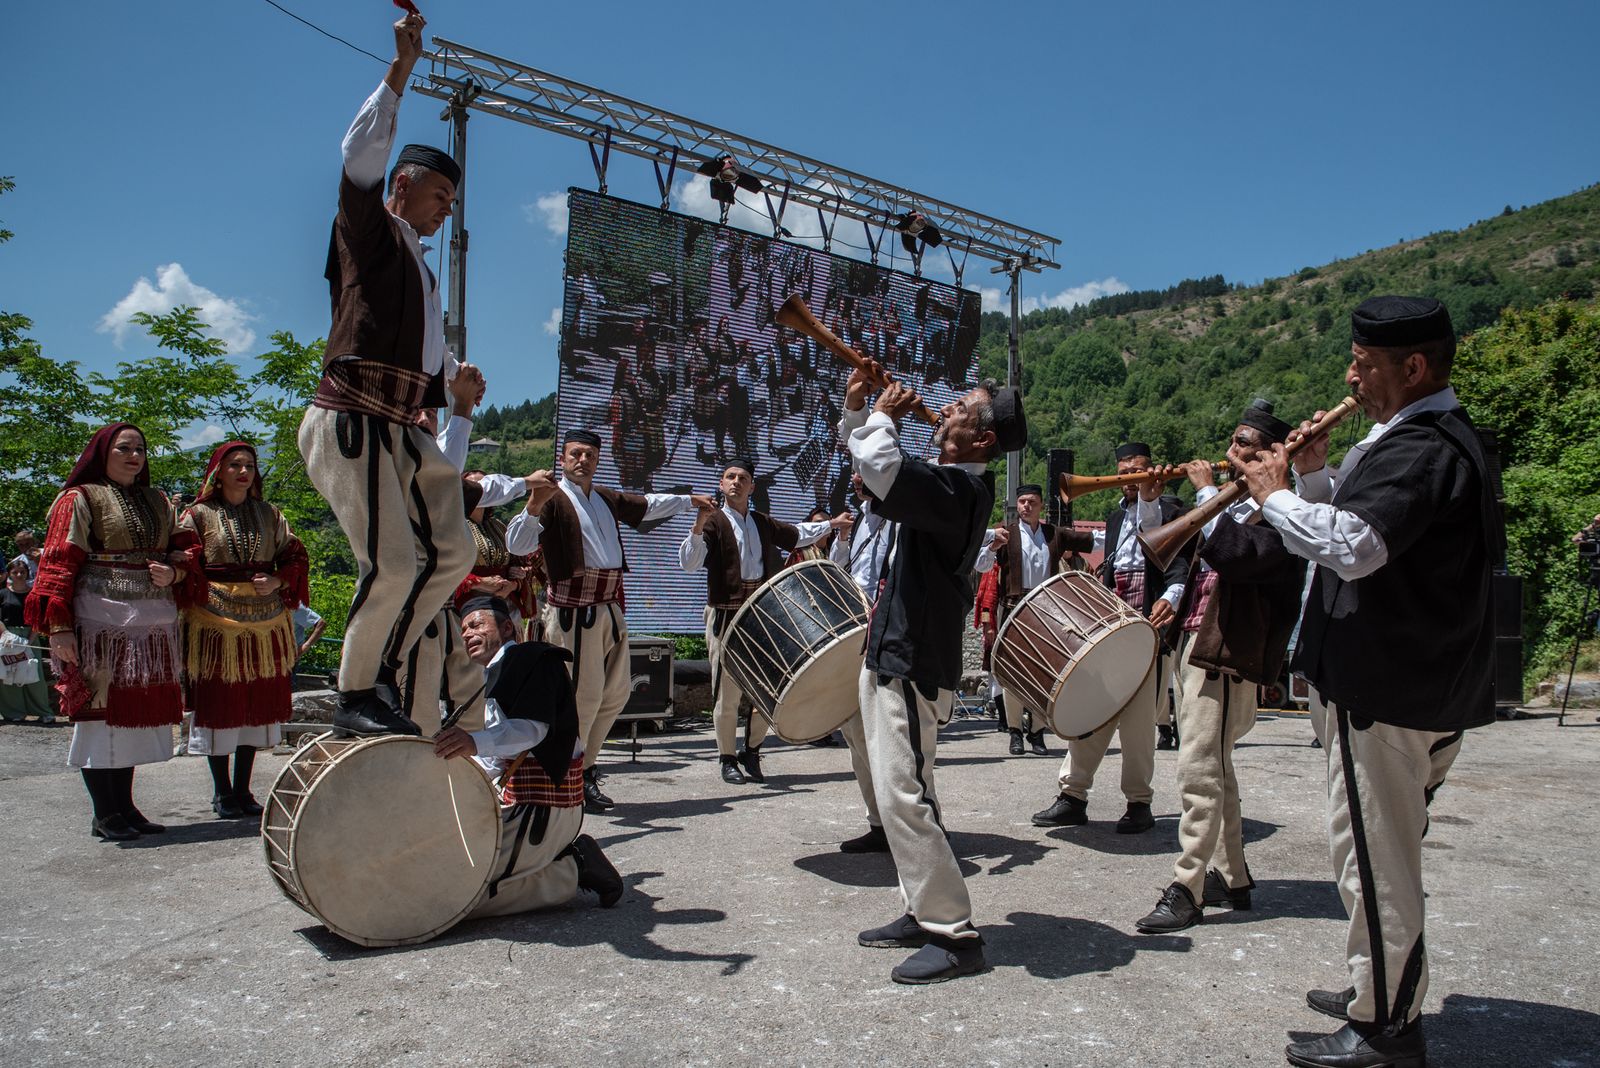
[
  {"x1": 503, "y1": 481, "x2": 691, "y2": 565},
  {"x1": 342, "y1": 82, "x2": 447, "y2": 379},
  {"x1": 831, "y1": 505, "x2": 896, "y2": 602},
  {"x1": 467, "y1": 642, "x2": 583, "y2": 778},
  {"x1": 1090, "y1": 497, "x2": 1183, "y2": 608},
  {"x1": 678, "y1": 506, "x2": 832, "y2": 578},
  {"x1": 1193, "y1": 484, "x2": 1261, "y2": 574},
  {"x1": 436, "y1": 415, "x2": 472, "y2": 472},
  {"x1": 474, "y1": 473, "x2": 528, "y2": 510},
  {"x1": 1261, "y1": 385, "x2": 1460, "y2": 581},
  {"x1": 974, "y1": 520, "x2": 1050, "y2": 587}
]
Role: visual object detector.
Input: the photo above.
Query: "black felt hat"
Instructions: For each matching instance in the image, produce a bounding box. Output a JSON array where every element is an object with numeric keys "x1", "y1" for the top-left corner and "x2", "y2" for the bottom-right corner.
[
  {"x1": 395, "y1": 144, "x2": 461, "y2": 187},
  {"x1": 722, "y1": 457, "x2": 757, "y2": 477},
  {"x1": 991, "y1": 387, "x2": 1027, "y2": 452},
  {"x1": 1351, "y1": 296, "x2": 1454, "y2": 348},
  {"x1": 459, "y1": 595, "x2": 513, "y2": 622},
  {"x1": 1114, "y1": 441, "x2": 1152, "y2": 461},
  {"x1": 1016, "y1": 483, "x2": 1044, "y2": 499},
  {"x1": 1238, "y1": 400, "x2": 1292, "y2": 445},
  {"x1": 562, "y1": 428, "x2": 602, "y2": 449}
]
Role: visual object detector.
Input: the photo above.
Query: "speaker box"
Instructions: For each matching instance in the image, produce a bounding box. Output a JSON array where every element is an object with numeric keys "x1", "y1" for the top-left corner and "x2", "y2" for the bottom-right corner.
[
  {"x1": 619, "y1": 636, "x2": 674, "y2": 721},
  {"x1": 1495, "y1": 638, "x2": 1523, "y2": 705},
  {"x1": 1493, "y1": 573, "x2": 1523, "y2": 639}
]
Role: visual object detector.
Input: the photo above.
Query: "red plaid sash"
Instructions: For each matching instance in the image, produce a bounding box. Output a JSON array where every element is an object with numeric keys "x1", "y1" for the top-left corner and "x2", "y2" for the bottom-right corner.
[
  {"x1": 547, "y1": 567, "x2": 624, "y2": 607},
  {"x1": 501, "y1": 753, "x2": 585, "y2": 808},
  {"x1": 1182, "y1": 568, "x2": 1219, "y2": 632},
  {"x1": 1112, "y1": 569, "x2": 1147, "y2": 612},
  {"x1": 711, "y1": 579, "x2": 763, "y2": 612}
]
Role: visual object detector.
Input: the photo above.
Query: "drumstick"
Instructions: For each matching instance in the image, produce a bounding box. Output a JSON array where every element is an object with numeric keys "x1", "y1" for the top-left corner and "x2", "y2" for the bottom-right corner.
[{"x1": 445, "y1": 770, "x2": 477, "y2": 868}]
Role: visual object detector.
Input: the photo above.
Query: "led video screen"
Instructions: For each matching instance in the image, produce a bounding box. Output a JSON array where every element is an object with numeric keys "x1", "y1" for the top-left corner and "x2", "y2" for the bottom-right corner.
[{"x1": 556, "y1": 189, "x2": 984, "y2": 633}]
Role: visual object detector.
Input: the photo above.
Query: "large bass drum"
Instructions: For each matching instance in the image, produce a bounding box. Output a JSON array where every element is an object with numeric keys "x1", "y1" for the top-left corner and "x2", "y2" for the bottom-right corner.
[
  {"x1": 719, "y1": 559, "x2": 870, "y2": 743},
  {"x1": 262, "y1": 734, "x2": 502, "y2": 948},
  {"x1": 992, "y1": 572, "x2": 1157, "y2": 739}
]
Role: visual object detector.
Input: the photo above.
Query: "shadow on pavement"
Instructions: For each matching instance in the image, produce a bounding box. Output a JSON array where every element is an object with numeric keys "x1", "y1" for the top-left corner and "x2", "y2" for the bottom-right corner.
[
  {"x1": 794, "y1": 849, "x2": 897, "y2": 888},
  {"x1": 1203, "y1": 877, "x2": 1344, "y2": 923},
  {"x1": 988, "y1": 911, "x2": 1191, "y2": 979},
  {"x1": 116, "y1": 818, "x2": 263, "y2": 848}
]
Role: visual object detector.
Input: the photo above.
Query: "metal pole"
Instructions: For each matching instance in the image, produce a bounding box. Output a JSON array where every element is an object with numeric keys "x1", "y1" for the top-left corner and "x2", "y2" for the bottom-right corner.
[
  {"x1": 444, "y1": 92, "x2": 470, "y2": 364},
  {"x1": 1005, "y1": 259, "x2": 1022, "y2": 523}
]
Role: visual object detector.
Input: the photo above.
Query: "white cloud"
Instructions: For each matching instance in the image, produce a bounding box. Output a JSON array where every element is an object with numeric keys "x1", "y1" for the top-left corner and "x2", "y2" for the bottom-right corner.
[
  {"x1": 179, "y1": 423, "x2": 227, "y2": 451},
  {"x1": 542, "y1": 307, "x2": 562, "y2": 336},
  {"x1": 977, "y1": 276, "x2": 1131, "y2": 315},
  {"x1": 98, "y1": 263, "x2": 257, "y2": 353},
  {"x1": 523, "y1": 192, "x2": 568, "y2": 237}
]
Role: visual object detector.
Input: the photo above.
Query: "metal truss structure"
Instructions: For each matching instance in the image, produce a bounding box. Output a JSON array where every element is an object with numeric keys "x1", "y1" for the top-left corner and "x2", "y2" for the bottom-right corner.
[{"x1": 413, "y1": 38, "x2": 1061, "y2": 275}]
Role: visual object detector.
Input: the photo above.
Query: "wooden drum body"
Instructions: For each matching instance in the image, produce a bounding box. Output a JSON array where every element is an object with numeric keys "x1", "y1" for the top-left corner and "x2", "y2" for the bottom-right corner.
[
  {"x1": 992, "y1": 572, "x2": 1157, "y2": 739},
  {"x1": 262, "y1": 734, "x2": 502, "y2": 948},
  {"x1": 720, "y1": 559, "x2": 870, "y2": 743}
]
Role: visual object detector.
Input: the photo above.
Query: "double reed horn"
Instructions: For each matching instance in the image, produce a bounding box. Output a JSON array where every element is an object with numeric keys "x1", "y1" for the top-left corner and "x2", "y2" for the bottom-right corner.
[
  {"x1": 1135, "y1": 397, "x2": 1362, "y2": 571},
  {"x1": 1057, "y1": 462, "x2": 1230, "y2": 504},
  {"x1": 775, "y1": 295, "x2": 941, "y2": 427}
]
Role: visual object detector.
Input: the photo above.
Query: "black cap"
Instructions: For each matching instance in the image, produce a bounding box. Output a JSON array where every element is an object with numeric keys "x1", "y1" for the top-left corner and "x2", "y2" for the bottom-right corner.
[
  {"x1": 563, "y1": 429, "x2": 603, "y2": 449},
  {"x1": 1016, "y1": 483, "x2": 1043, "y2": 499},
  {"x1": 722, "y1": 457, "x2": 757, "y2": 477},
  {"x1": 991, "y1": 387, "x2": 1027, "y2": 452},
  {"x1": 1114, "y1": 442, "x2": 1152, "y2": 461},
  {"x1": 459, "y1": 595, "x2": 513, "y2": 622},
  {"x1": 395, "y1": 144, "x2": 461, "y2": 188},
  {"x1": 1351, "y1": 296, "x2": 1454, "y2": 348},
  {"x1": 1238, "y1": 400, "x2": 1292, "y2": 445}
]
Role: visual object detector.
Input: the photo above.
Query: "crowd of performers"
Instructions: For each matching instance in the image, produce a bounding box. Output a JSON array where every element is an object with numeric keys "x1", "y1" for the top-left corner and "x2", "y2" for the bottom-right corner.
[{"x1": 22, "y1": 14, "x2": 1507, "y2": 1068}]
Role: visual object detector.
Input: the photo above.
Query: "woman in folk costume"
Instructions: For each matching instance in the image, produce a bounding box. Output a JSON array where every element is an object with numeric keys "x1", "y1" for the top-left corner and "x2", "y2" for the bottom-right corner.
[
  {"x1": 784, "y1": 506, "x2": 838, "y2": 567},
  {"x1": 453, "y1": 478, "x2": 538, "y2": 634},
  {"x1": 26, "y1": 423, "x2": 197, "y2": 841},
  {"x1": 178, "y1": 442, "x2": 308, "y2": 819}
]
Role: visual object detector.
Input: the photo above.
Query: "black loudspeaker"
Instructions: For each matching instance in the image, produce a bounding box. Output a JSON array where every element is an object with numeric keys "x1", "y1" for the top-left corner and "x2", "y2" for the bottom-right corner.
[
  {"x1": 1492, "y1": 573, "x2": 1523, "y2": 639},
  {"x1": 1495, "y1": 638, "x2": 1524, "y2": 705},
  {"x1": 1048, "y1": 448, "x2": 1075, "y2": 526}
]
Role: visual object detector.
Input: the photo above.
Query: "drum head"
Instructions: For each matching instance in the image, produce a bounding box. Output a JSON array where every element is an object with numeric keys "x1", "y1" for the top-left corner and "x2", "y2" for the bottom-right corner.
[
  {"x1": 291, "y1": 736, "x2": 501, "y2": 947},
  {"x1": 1049, "y1": 622, "x2": 1157, "y2": 736},
  {"x1": 764, "y1": 627, "x2": 866, "y2": 743}
]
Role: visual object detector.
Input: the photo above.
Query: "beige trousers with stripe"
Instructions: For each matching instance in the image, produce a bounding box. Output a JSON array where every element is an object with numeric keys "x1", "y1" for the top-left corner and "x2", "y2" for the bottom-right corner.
[
  {"x1": 541, "y1": 601, "x2": 631, "y2": 770},
  {"x1": 393, "y1": 604, "x2": 487, "y2": 734},
  {"x1": 860, "y1": 668, "x2": 976, "y2": 941},
  {"x1": 1056, "y1": 655, "x2": 1160, "y2": 804},
  {"x1": 704, "y1": 607, "x2": 771, "y2": 758},
  {"x1": 1171, "y1": 630, "x2": 1256, "y2": 899},
  {"x1": 1310, "y1": 694, "x2": 1464, "y2": 1028},
  {"x1": 469, "y1": 803, "x2": 583, "y2": 919}
]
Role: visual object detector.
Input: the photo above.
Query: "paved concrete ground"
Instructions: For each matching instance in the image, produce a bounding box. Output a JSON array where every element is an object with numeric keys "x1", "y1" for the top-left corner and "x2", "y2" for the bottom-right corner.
[{"x1": 1, "y1": 709, "x2": 1596, "y2": 1067}]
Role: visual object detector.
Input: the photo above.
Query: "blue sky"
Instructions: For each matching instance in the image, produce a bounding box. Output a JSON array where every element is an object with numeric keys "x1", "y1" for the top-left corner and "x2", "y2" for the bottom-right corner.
[{"x1": 4, "y1": 1, "x2": 1597, "y2": 449}]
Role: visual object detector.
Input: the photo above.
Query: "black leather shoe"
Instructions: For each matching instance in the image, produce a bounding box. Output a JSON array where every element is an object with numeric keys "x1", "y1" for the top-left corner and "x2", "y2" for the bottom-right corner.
[
  {"x1": 1135, "y1": 882, "x2": 1201, "y2": 933},
  {"x1": 858, "y1": 913, "x2": 928, "y2": 948},
  {"x1": 333, "y1": 689, "x2": 420, "y2": 737},
  {"x1": 234, "y1": 793, "x2": 265, "y2": 818},
  {"x1": 1032, "y1": 793, "x2": 1088, "y2": 827},
  {"x1": 839, "y1": 825, "x2": 890, "y2": 854},
  {"x1": 1116, "y1": 801, "x2": 1156, "y2": 834},
  {"x1": 719, "y1": 756, "x2": 745, "y2": 785},
  {"x1": 1307, "y1": 986, "x2": 1356, "y2": 1021},
  {"x1": 213, "y1": 794, "x2": 248, "y2": 820},
  {"x1": 1203, "y1": 867, "x2": 1253, "y2": 909},
  {"x1": 583, "y1": 769, "x2": 615, "y2": 811},
  {"x1": 1285, "y1": 1020, "x2": 1425, "y2": 1068},
  {"x1": 568, "y1": 833, "x2": 625, "y2": 907},
  {"x1": 1157, "y1": 724, "x2": 1176, "y2": 750},
  {"x1": 1007, "y1": 729, "x2": 1025, "y2": 755},
  {"x1": 890, "y1": 934, "x2": 987, "y2": 984},
  {"x1": 91, "y1": 814, "x2": 140, "y2": 841},
  {"x1": 808, "y1": 732, "x2": 840, "y2": 747},
  {"x1": 738, "y1": 746, "x2": 766, "y2": 783},
  {"x1": 1026, "y1": 729, "x2": 1048, "y2": 756},
  {"x1": 123, "y1": 808, "x2": 166, "y2": 834}
]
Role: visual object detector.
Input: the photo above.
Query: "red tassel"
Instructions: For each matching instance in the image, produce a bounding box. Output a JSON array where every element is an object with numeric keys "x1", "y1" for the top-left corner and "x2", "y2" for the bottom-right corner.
[{"x1": 393, "y1": 0, "x2": 420, "y2": 14}]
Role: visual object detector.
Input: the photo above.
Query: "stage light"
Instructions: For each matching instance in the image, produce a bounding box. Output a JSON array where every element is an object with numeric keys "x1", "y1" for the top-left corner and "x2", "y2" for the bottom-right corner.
[
  {"x1": 697, "y1": 155, "x2": 763, "y2": 206},
  {"x1": 897, "y1": 211, "x2": 943, "y2": 255}
]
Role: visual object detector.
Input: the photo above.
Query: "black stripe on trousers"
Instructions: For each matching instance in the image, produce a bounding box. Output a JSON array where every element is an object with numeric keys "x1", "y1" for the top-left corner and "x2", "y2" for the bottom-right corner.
[
  {"x1": 898, "y1": 678, "x2": 945, "y2": 831},
  {"x1": 344, "y1": 415, "x2": 388, "y2": 649},
  {"x1": 1336, "y1": 706, "x2": 1392, "y2": 1029},
  {"x1": 380, "y1": 428, "x2": 442, "y2": 676}
]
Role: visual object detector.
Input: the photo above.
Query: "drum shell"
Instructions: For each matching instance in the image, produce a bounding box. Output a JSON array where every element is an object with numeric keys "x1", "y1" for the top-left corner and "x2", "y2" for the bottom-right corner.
[
  {"x1": 261, "y1": 733, "x2": 503, "y2": 948},
  {"x1": 992, "y1": 572, "x2": 1157, "y2": 739},
  {"x1": 719, "y1": 559, "x2": 869, "y2": 743}
]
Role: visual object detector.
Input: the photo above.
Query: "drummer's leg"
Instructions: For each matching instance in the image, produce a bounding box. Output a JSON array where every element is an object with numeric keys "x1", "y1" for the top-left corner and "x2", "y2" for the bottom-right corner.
[
  {"x1": 584, "y1": 605, "x2": 633, "y2": 770},
  {"x1": 839, "y1": 710, "x2": 882, "y2": 827},
  {"x1": 1060, "y1": 714, "x2": 1118, "y2": 802},
  {"x1": 706, "y1": 609, "x2": 742, "y2": 759},
  {"x1": 470, "y1": 805, "x2": 584, "y2": 920},
  {"x1": 744, "y1": 708, "x2": 770, "y2": 750},
  {"x1": 1117, "y1": 656, "x2": 1160, "y2": 805}
]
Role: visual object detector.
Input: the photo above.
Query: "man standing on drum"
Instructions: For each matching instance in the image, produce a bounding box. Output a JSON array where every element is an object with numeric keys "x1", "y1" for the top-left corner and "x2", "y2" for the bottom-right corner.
[
  {"x1": 838, "y1": 364, "x2": 1025, "y2": 985},
  {"x1": 680, "y1": 459, "x2": 846, "y2": 785},
  {"x1": 1031, "y1": 443, "x2": 1191, "y2": 834},
  {"x1": 505, "y1": 430, "x2": 701, "y2": 812},
  {"x1": 976, "y1": 484, "x2": 1094, "y2": 756},
  {"x1": 434, "y1": 596, "x2": 625, "y2": 917}
]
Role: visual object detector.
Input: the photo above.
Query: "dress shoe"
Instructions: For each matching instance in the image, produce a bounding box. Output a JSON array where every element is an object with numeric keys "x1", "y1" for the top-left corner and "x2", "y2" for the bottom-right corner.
[
  {"x1": 809, "y1": 732, "x2": 840, "y2": 747},
  {"x1": 1026, "y1": 729, "x2": 1048, "y2": 756},
  {"x1": 1285, "y1": 1020, "x2": 1425, "y2": 1068},
  {"x1": 1007, "y1": 729, "x2": 1025, "y2": 755},
  {"x1": 890, "y1": 934, "x2": 987, "y2": 984},
  {"x1": 1306, "y1": 986, "x2": 1356, "y2": 1022},
  {"x1": 332, "y1": 690, "x2": 420, "y2": 737},
  {"x1": 234, "y1": 793, "x2": 265, "y2": 818},
  {"x1": 1032, "y1": 793, "x2": 1088, "y2": 827},
  {"x1": 123, "y1": 808, "x2": 165, "y2": 834},
  {"x1": 737, "y1": 746, "x2": 766, "y2": 783},
  {"x1": 1203, "y1": 867, "x2": 1253, "y2": 910},
  {"x1": 1116, "y1": 801, "x2": 1156, "y2": 834},
  {"x1": 1135, "y1": 882, "x2": 1202, "y2": 933},
  {"x1": 719, "y1": 756, "x2": 745, "y2": 785},
  {"x1": 583, "y1": 769, "x2": 615, "y2": 811},
  {"x1": 858, "y1": 913, "x2": 929, "y2": 948},
  {"x1": 568, "y1": 833, "x2": 625, "y2": 907},
  {"x1": 839, "y1": 825, "x2": 890, "y2": 854},
  {"x1": 213, "y1": 794, "x2": 248, "y2": 820},
  {"x1": 91, "y1": 814, "x2": 140, "y2": 841},
  {"x1": 1157, "y1": 724, "x2": 1176, "y2": 751}
]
